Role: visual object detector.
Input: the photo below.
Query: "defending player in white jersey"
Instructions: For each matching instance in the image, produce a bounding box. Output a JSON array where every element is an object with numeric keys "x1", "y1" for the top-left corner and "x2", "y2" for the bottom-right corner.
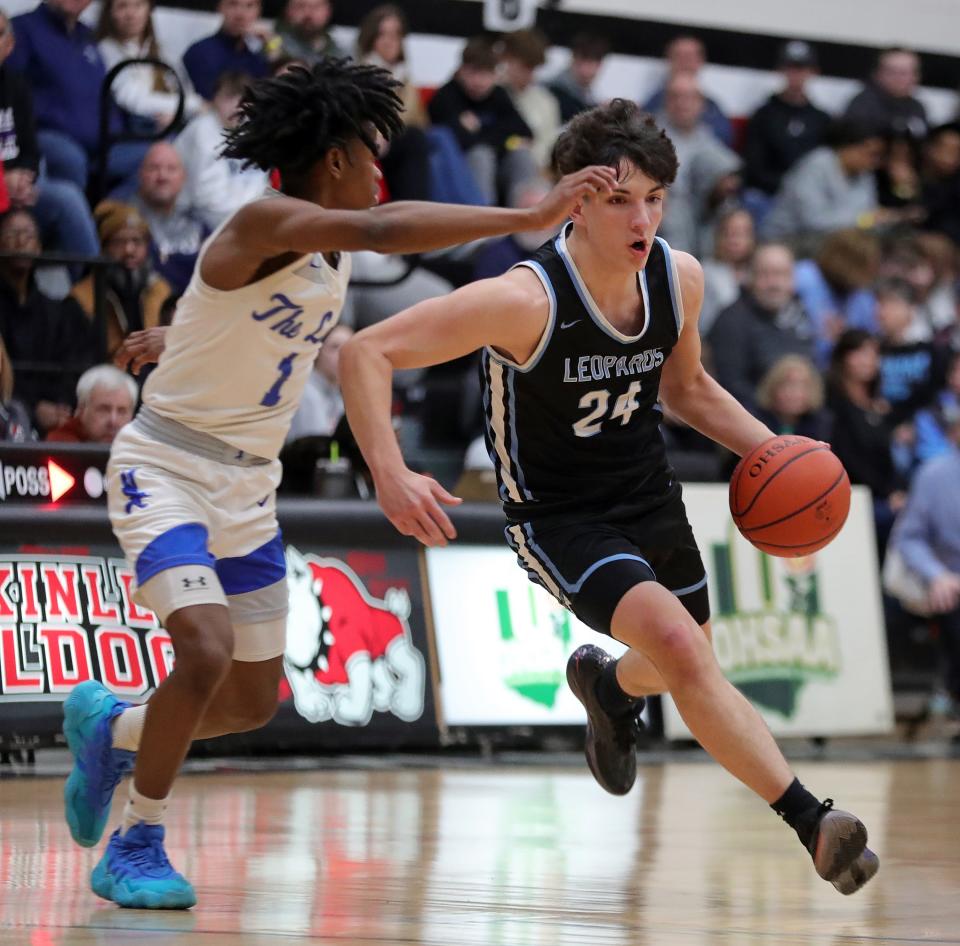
[{"x1": 60, "y1": 58, "x2": 617, "y2": 910}]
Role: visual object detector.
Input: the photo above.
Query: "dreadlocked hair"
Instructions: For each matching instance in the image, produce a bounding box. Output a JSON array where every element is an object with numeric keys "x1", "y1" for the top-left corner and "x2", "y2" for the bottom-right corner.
[{"x1": 222, "y1": 58, "x2": 404, "y2": 185}]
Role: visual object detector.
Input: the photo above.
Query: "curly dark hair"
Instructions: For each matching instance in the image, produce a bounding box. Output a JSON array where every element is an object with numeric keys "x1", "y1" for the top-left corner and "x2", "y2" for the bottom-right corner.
[
  {"x1": 551, "y1": 99, "x2": 678, "y2": 187},
  {"x1": 222, "y1": 58, "x2": 404, "y2": 185}
]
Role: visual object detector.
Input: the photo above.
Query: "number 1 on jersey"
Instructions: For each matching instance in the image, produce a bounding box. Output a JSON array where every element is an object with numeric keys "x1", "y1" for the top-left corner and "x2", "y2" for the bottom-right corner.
[{"x1": 261, "y1": 353, "x2": 296, "y2": 407}]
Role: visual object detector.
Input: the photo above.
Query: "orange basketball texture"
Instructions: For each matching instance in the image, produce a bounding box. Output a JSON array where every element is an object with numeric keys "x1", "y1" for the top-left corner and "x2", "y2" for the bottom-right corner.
[{"x1": 728, "y1": 435, "x2": 851, "y2": 557}]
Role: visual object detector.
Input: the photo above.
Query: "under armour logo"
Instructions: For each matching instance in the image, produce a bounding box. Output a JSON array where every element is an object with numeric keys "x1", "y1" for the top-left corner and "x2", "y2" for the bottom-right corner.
[
  {"x1": 182, "y1": 576, "x2": 208, "y2": 589},
  {"x1": 120, "y1": 470, "x2": 149, "y2": 514}
]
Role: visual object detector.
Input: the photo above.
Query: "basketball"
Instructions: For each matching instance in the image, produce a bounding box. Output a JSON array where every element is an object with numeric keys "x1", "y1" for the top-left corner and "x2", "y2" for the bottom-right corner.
[{"x1": 729, "y1": 435, "x2": 851, "y2": 557}]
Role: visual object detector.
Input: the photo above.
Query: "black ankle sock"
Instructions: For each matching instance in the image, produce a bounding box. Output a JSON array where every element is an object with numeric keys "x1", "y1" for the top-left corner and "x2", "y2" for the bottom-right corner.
[
  {"x1": 771, "y1": 778, "x2": 823, "y2": 848},
  {"x1": 594, "y1": 660, "x2": 644, "y2": 717}
]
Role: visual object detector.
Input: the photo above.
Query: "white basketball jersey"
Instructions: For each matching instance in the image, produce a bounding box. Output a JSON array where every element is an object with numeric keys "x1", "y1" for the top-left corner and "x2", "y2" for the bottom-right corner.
[{"x1": 143, "y1": 196, "x2": 350, "y2": 460}]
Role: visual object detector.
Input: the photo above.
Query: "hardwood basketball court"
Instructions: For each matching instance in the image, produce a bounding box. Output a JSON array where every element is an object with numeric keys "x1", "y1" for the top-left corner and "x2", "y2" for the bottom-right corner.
[{"x1": 2, "y1": 756, "x2": 958, "y2": 945}]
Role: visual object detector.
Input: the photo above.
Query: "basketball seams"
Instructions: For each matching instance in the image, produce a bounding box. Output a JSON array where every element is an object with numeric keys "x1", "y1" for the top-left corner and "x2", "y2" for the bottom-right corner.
[
  {"x1": 740, "y1": 468, "x2": 848, "y2": 534},
  {"x1": 750, "y1": 519, "x2": 846, "y2": 553},
  {"x1": 731, "y1": 445, "x2": 830, "y2": 519}
]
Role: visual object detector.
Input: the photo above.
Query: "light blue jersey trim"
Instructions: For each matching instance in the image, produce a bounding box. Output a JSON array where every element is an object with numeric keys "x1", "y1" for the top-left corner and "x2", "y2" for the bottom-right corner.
[
  {"x1": 506, "y1": 368, "x2": 533, "y2": 500},
  {"x1": 522, "y1": 523, "x2": 655, "y2": 594},
  {"x1": 555, "y1": 223, "x2": 651, "y2": 344},
  {"x1": 670, "y1": 574, "x2": 708, "y2": 597},
  {"x1": 655, "y1": 236, "x2": 684, "y2": 336},
  {"x1": 484, "y1": 259, "x2": 557, "y2": 373}
]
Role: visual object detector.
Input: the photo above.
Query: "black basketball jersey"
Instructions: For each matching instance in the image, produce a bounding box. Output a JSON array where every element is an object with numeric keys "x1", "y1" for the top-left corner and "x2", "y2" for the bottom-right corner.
[{"x1": 481, "y1": 224, "x2": 684, "y2": 524}]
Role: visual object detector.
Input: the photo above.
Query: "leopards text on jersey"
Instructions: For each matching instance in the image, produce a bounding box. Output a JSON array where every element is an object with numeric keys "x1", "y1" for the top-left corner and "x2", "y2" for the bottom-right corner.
[
  {"x1": 481, "y1": 224, "x2": 684, "y2": 524},
  {"x1": 142, "y1": 191, "x2": 350, "y2": 460}
]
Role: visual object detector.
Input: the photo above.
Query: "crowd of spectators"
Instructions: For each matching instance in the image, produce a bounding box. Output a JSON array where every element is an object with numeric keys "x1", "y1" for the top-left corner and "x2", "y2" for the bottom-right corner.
[{"x1": 1, "y1": 0, "x2": 960, "y2": 703}]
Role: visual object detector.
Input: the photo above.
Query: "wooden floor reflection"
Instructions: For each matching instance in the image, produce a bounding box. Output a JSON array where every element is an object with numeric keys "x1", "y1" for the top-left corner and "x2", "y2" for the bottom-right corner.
[{"x1": 1, "y1": 758, "x2": 958, "y2": 945}]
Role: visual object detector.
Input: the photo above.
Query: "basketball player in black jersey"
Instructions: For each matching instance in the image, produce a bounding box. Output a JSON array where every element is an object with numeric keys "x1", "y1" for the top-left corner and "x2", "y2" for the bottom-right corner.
[{"x1": 341, "y1": 99, "x2": 878, "y2": 895}]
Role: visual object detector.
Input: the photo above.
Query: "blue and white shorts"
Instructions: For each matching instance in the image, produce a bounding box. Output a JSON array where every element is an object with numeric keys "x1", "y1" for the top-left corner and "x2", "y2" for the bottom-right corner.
[{"x1": 105, "y1": 409, "x2": 288, "y2": 662}]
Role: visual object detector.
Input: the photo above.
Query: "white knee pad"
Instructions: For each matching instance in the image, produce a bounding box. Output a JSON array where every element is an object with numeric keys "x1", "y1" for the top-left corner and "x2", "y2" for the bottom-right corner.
[{"x1": 231, "y1": 617, "x2": 287, "y2": 662}]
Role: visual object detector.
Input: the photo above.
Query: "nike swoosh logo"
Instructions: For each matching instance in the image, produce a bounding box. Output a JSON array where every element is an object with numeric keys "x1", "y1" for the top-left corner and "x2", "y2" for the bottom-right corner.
[
  {"x1": 256, "y1": 496, "x2": 269, "y2": 507},
  {"x1": 560, "y1": 320, "x2": 580, "y2": 329}
]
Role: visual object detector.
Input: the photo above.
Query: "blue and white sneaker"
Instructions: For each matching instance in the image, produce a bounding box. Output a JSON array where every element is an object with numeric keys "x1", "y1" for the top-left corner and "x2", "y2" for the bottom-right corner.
[
  {"x1": 91, "y1": 823, "x2": 197, "y2": 909},
  {"x1": 63, "y1": 680, "x2": 136, "y2": 847}
]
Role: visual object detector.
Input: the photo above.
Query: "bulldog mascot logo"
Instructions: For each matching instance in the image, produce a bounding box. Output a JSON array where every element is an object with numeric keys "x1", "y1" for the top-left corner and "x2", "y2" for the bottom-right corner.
[{"x1": 283, "y1": 547, "x2": 425, "y2": 726}]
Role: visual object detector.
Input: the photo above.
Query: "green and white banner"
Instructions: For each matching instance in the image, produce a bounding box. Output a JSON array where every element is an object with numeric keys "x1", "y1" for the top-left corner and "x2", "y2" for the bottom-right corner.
[
  {"x1": 426, "y1": 484, "x2": 893, "y2": 737},
  {"x1": 425, "y1": 547, "x2": 626, "y2": 726},
  {"x1": 662, "y1": 484, "x2": 894, "y2": 739}
]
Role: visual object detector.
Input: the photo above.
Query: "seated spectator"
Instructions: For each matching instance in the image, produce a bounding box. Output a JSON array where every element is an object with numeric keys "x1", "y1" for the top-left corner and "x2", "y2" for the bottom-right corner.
[
  {"x1": 656, "y1": 72, "x2": 741, "y2": 255},
  {"x1": 175, "y1": 71, "x2": 268, "y2": 229},
  {"x1": 96, "y1": 0, "x2": 202, "y2": 133},
  {"x1": 876, "y1": 132, "x2": 923, "y2": 211},
  {"x1": 763, "y1": 119, "x2": 887, "y2": 241},
  {"x1": 428, "y1": 36, "x2": 536, "y2": 206},
  {"x1": 286, "y1": 323, "x2": 352, "y2": 441},
  {"x1": 0, "y1": 8, "x2": 99, "y2": 263},
  {"x1": 874, "y1": 277, "x2": 947, "y2": 427},
  {"x1": 10, "y1": 0, "x2": 149, "y2": 193},
  {"x1": 0, "y1": 209, "x2": 91, "y2": 432},
  {"x1": 182, "y1": 0, "x2": 269, "y2": 101},
  {"x1": 131, "y1": 142, "x2": 210, "y2": 295},
  {"x1": 920, "y1": 122, "x2": 960, "y2": 245},
  {"x1": 546, "y1": 31, "x2": 609, "y2": 123},
  {"x1": 827, "y1": 328, "x2": 907, "y2": 554},
  {"x1": 70, "y1": 201, "x2": 172, "y2": 358},
  {"x1": 754, "y1": 354, "x2": 830, "y2": 440},
  {"x1": 499, "y1": 28, "x2": 561, "y2": 174},
  {"x1": 914, "y1": 349, "x2": 960, "y2": 463},
  {"x1": 46, "y1": 363, "x2": 136, "y2": 443},
  {"x1": 707, "y1": 242, "x2": 814, "y2": 410},
  {"x1": 700, "y1": 207, "x2": 755, "y2": 336},
  {"x1": 843, "y1": 47, "x2": 928, "y2": 139},
  {"x1": 0, "y1": 335, "x2": 35, "y2": 441},
  {"x1": 472, "y1": 179, "x2": 556, "y2": 280},
  {"x1": 270, "y1": 0, "x2": 346, "y2": 65},
  {"x1": 643, "y1": 35, "x2": 733, "y2": 147},
  {"x1": 356, "y1": 5, "x2": 430, "y2": 201},
  {"x1": 793, "y1": 228, "x2": 880, "y2": 367},
  {"x1": 889, "y1": 404, "x2": 960, "y2": 711},
  {"x1": 744, "y1": 41, "x2": 830, "y2": 201},
  {"x1": 883, "y1": 232, "x2": 959, "y2": 346}
]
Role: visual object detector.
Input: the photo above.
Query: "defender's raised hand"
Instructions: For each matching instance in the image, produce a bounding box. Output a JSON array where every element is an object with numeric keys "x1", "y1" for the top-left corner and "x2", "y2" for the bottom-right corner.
[{"x1": 526, "y1": 165, "x2": 619, "y2": 229}]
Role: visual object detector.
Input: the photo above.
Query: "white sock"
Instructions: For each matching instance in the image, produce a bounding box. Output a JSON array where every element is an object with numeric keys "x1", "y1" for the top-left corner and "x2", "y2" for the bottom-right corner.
[
  {"x1": 121, "y1": 783, "x2": 168, "y2": 834},
  {"x1": 110, "y1": 704, "x2": 147, "y2": 752}
]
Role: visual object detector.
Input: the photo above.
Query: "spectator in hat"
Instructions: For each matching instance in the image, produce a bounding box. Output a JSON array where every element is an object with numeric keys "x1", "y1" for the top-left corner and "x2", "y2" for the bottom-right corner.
[
  {"x1": 843, "y1": 47, "x2": 928, "y2": 138},
  {"x1": 744, "y1": 41, "x2": 831, "y2": 199},
  {"x1": 46, "y1": 363, "x2": 137, "y2": 443},
  {"x1": 70, "y1": 201, "x2": 173, "y2": 359}
]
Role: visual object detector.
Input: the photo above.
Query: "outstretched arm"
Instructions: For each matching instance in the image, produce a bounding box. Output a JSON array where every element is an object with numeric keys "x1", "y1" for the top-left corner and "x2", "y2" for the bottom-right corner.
[
  {"x1": 237, "y1": 166, "x2": 617, "y2": 257},
  {"x1": 340, "y1": 269, "x2": 549, "y2": 546},
  {"x1": 658, "y1": 252, "x2": 774, "y2": 457}
]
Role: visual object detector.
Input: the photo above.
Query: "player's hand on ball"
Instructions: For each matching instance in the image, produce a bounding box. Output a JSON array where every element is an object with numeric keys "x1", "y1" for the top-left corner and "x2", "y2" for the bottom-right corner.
[
  {"x1": 376, "y1": 469, "x2": 462, "y2": 547},
  {"x1": 114, "y1": 327, "x2": 168, "y2": 376},
  {"x1": 529, "y1": 165, "x2": 618, "y2": 229}
]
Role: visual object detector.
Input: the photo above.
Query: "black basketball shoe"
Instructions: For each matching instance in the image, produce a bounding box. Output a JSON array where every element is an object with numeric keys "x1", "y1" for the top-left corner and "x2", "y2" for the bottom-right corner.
[
  {"x1": 566, "y1": 645, "x2": 645, "y2": 796},
  {"x1": 801, "y1": 799, "x2": 880, "y2": 895}
]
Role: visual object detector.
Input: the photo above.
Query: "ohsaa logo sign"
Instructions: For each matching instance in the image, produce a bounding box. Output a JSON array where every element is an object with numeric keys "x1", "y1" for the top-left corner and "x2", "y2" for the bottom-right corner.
[
  {"x1": 0, "y1": 555, "x2": 170, "y2": 700},
  {"x1": 282, "y1": 547, "x2": 426, "y2": 727}
]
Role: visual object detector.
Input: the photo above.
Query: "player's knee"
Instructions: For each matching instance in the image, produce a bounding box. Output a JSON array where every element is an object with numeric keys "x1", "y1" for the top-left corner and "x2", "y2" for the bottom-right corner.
[
  {"x1": 167, "y1": 613, "x2": 234, "y2": 689},
  {"x1": 232, "y1": 687, "x2": 280, "y2": 731},
  {"x1": 651, "y1": 619, "x2": 706, "y2": 677}
]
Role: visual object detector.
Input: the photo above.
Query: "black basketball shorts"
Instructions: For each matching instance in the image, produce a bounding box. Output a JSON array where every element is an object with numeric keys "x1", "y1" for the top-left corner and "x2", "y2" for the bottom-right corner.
[{"x1": 504, "y1": 492, "x2": 710, "y2": 636}]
